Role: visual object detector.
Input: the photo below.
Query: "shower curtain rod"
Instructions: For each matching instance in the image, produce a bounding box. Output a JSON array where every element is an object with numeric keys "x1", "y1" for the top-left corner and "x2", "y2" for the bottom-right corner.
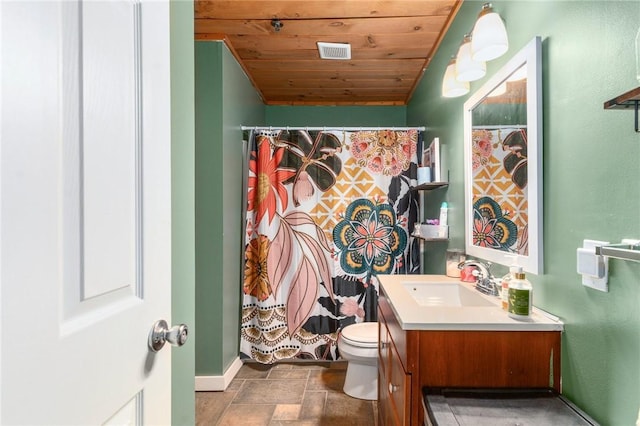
[{"x1": 241, "y1": 126, "x2": 426, "y2": 131}]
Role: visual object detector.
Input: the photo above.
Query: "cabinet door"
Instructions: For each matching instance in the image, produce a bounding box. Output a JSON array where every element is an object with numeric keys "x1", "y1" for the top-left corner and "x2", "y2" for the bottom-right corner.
[
  {"x1": 378, "y1": 365, "x2": 395, "y2": 426},
  {"x1": 389, "y1": 344, "x2": 411, "y2": 425},
  {"x1": 379, "y1": 314, "x2": 387, "y2": 373},
  {"x1": 379, "y1": 310, "x2": 405, "y2": 426}
]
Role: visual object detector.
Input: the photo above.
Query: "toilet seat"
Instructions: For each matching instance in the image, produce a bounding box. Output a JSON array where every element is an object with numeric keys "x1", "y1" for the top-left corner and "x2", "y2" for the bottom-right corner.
[{"x1": 340, "y1": 322, "x2": 378, "y2": 348}]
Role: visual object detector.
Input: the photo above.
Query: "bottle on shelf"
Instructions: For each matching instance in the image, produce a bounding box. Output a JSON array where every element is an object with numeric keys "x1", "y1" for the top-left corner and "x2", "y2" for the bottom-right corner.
[
  {"x1": 439, "y1": 202, "x2": 448, "y2": 226},
  {"x1": 437, "y1": 202, "x2": 449, "y2": 239}
]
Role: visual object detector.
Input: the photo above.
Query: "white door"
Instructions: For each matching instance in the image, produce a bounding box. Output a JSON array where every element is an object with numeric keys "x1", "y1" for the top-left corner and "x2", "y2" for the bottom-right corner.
[{"x1": 1, "y1": 1, "x2": 173, "y2": 424}]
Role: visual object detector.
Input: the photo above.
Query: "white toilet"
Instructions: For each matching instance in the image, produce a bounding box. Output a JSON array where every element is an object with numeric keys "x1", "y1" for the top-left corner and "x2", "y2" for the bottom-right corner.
[{"x1": 338, "y1": 322, "x2": 379, "y2": 400}]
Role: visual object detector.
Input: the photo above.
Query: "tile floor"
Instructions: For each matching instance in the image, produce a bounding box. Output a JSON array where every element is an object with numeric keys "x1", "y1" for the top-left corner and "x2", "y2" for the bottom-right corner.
[{"x1": 196, "y1": 361, "x2": 378, "y2": 426}]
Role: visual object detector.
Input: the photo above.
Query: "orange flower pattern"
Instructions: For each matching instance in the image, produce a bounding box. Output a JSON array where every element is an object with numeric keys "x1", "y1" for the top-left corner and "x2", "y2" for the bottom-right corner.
[
  {"x1": 243, "y1": 235, "x2": 271, "y2": 301},
  {"x1": 247, "y1": 136, "x2": 296, "y2": 225}
]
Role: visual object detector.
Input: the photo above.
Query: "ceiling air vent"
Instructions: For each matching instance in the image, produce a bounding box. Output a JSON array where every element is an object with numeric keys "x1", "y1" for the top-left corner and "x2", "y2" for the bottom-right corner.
[{"x1": 317, "y1": 42, "x2": 351, "y2": 60}]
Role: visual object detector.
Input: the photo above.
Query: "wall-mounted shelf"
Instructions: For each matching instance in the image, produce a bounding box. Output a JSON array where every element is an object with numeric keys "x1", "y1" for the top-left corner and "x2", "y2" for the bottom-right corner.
[
  {"x1": 595, "y1": 240, "x2": 640, "y2": 263},
  {"x1": 412, "y1": 182, "x2": 449, "y2": 191},
  {"x1": 412, "y1": 181, "x2": 450, "y2": 273},
  {"x1": 412, "y1": 225, "x2": 448, "y2": 241},
  {"x1": 604, "y1": 86, "x2": 640, "y2": 133},
  {"x1": 413, "y1": 236, "x2": 448, "y2": 242}
]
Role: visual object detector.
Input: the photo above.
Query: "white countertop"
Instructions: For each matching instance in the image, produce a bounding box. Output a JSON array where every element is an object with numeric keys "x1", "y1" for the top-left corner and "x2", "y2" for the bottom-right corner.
[{"x1": 378, "y1": 274, "x2": 564, "y2": 331}]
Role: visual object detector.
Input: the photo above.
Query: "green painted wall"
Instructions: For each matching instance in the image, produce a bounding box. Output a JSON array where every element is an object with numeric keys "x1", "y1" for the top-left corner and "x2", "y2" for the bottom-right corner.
[
  {"x1": 170, "y1": 2, "x2": 195, "y2": 424},
  {"x1": 195, "y1": 2, "x2": 640, "y2": 422},
  {"x1": 265, "y1": 105, "x2": 406, "y2": 127},
  {"x1": 195, "y1": 41, "x2": 222, "y2": 377},
  {"x1": 220, "y1": 44, "x2": 266, "y2": 368},
  {"x1": 408, "y1": 1, "x2": 640, "y2": 424},
  {"x1": 195, "y1": 41, "x2": 264, "y2": 377}
]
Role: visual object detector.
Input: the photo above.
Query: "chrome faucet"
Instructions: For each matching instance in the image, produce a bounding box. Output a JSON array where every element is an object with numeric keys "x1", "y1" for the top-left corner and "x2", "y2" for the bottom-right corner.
[{"x1": 458, "y1": 259, "x2": 500, "y2": 296}]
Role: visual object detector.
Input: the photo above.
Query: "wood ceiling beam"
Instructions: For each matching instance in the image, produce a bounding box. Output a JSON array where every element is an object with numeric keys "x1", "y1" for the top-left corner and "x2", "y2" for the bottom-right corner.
[
  {"x1": 195, "y1": 16, "x2": 449, "y2": 36},
  {"x1": 195, "y1": 1, "x2": 457, "y2": 20}
]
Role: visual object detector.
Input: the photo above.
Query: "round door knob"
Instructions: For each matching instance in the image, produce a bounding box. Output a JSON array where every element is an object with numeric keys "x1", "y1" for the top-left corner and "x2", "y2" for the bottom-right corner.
[
  {"x1": 388, "y1": 383, "x2": 399, "y2": 394},
  {"x1": 166, "y1": 323, "x2": 188, "y2": 346},
  {"x1": 148, "y1": 319, "x2": 189, "y2": 352}
]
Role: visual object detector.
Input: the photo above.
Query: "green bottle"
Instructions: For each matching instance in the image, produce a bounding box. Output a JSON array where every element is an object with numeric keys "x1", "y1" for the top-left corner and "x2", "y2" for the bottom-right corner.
[{"x1": 508, "y1": 267, "x2": 532, "y2": 320}]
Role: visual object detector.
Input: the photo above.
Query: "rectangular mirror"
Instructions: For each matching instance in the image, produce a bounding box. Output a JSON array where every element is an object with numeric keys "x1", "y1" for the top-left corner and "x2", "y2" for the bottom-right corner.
[{"x1": 463, "y1": 36, "x2": 543, "y2": 274}]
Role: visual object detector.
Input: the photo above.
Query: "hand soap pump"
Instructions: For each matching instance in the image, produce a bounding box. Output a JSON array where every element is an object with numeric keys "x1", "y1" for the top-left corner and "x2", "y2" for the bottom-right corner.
[{"x1": 508, "y1": 267, "x2": 533, "y2": 320}]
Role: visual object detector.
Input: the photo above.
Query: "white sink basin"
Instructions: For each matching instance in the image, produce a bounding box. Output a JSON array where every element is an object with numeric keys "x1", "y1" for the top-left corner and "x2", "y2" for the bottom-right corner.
[
  {"x1": 402, "y1": 281, "x2": 495, "y2": 307},
  {"x1": 378, "y1": 274, "x2": 564, "y2": 331}
]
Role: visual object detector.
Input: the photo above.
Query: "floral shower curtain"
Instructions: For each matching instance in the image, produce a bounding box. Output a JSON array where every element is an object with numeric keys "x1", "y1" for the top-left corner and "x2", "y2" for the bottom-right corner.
[
  {"x1": 241, "y1": 128, "x2": 422, "y2": 363},
  {"x1": 471, "y1": 127, "x2": 528, "y2": 254}
]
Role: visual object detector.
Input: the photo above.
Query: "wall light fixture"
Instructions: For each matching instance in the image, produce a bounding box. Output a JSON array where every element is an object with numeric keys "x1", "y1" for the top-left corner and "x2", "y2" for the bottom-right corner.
[
  {"x1": 442, "y1": 57, "x2": 470, "y2": 98},
  {"x1": 471, "y1": 3, "x2": 509, "y2": 62},
  {"x1": 455, "y1": 34, "x2": 486, "y2": 82},
  {"x1": 440, "y1": 2, "x2": 508, "y2": 98}
]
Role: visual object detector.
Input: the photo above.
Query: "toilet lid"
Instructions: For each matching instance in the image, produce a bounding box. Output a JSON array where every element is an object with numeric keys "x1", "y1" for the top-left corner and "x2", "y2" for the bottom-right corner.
[{"x1": 341, "y1": 322, "x2": 378, "y2": 347}]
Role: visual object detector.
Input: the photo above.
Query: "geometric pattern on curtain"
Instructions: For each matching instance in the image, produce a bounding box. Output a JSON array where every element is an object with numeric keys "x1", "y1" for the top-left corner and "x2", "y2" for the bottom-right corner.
[
  {"x1": 471, "y1": 128, "x2": 528, "y2": 254},
  {"x1": 241, "y1": 129, "x2": 422, "y2": 363}
]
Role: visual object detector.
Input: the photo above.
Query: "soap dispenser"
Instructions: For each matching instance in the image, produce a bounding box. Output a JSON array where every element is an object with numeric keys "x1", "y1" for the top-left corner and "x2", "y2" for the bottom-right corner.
[
  {"x1": 500, "y1": 266, "x2": 516, "y2": 311},
  {"x1": 508, "y1": 267, "x2": 532, "y2": 320},
  {"x1": 500, "y1": 256, "x2": 519, "y2": 311}
]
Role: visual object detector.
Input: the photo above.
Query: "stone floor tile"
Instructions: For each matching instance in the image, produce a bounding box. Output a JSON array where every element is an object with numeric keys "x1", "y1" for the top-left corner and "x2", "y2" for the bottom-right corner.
[
  {"x1": 270, "y1": 363, "x2": 294, "y2": 370},
  {"x1": 267, "y1": 368, "x2": 311, "y2": 380},
  {"x1": 217, "y1": 404, "x2": 275, "y2": 426},
  {"x1": 233, "y1": 379, "x2": 307, "y2": 404},
  {"x1": 235, "y1": 363, "x2": 272, "y2": 379},
  {"x1": 196, "y1": 391, "x2": 237, "y2": 426},
  {"x1": 279, "y1": 361, "x2": 333, "y2": 370},
  {"x1": 271, "y1": 404, "x2": 301, "y2": 420},
  {"x1": 306, "y1": 369, "x2": 346, "y2": 392},
  {"x1": 322, "y1": 391, "x2": 375, "y2": 425},
  {"x1": 299, "y1": 391, "x2": 326, "y2": 420},
  {"x1": 195, "y1": 362, "x2": 376, "y2": 425},
  {"x1": 226, "y1": 378, "x2": 245, "y2": 391}
]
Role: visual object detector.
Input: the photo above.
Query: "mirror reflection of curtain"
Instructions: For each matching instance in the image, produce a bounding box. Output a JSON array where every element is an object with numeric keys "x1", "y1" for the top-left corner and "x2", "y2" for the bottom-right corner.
[
  {"x1": 241, "y1": 129, "x2": 421, "y2": 363},
  {"x1": 471, "y1": 127, "x2": 528, "y2": 254}
]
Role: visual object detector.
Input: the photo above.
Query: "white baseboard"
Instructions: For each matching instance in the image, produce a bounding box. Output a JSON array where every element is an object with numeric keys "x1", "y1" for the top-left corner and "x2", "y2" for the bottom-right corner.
[{"x1": 195, "y1": 356, "x2": 243, "y2": 391}]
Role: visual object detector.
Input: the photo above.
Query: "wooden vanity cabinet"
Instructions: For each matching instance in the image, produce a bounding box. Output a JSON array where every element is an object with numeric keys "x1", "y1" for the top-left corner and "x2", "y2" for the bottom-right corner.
[
  {"x1": 378, "y1": 306, "x2": 414, "y2": 425},
  {"x1": 378, "y1": 289, "x2": 419, "y2": 425},
  {"x1": 378, "y1": 286, "x2": 561, "y2": 426}
]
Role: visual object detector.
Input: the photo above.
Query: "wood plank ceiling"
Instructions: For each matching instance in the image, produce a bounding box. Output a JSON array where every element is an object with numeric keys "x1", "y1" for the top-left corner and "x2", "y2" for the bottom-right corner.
[{"x1": 195, "y1": 1, "x2": 463, "y2": 106}]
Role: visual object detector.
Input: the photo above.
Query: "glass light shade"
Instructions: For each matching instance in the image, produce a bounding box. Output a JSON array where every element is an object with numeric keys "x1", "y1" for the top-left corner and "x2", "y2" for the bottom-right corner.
[
  {"x1": 455, "y1": 35, "x2": 486, "y2": 82},
  {"x1": 471, "y1": 4, "x2": 509, "y2": 62},
  {"x1": 442, "y1": 58, "x2": 469, "y2": 98}
]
